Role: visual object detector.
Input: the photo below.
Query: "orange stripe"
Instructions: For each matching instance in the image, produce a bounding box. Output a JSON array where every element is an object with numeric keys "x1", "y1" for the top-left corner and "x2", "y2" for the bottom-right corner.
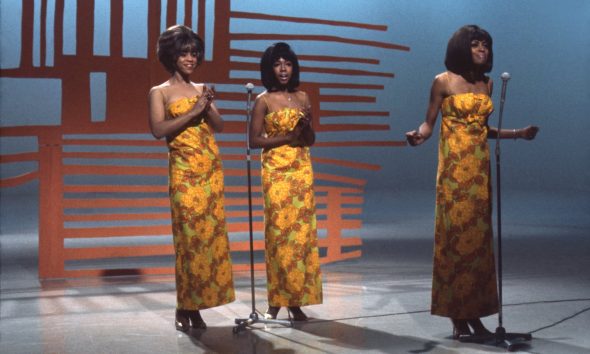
[
  {"x1": 63, "y1": 139, "x2": 162, "y2": 146},
  {"x1": 319, "y1": 95, "x2": 376, "y2": 103},
  {"x1": 63, "y1": 206, "x2": 363, "y2": 222},
  {"x1": 231, "y1": 62, "x2": 394, "y2": 78},
  {"x1": 62, "y1": 195, "x2": 363, "y2": 210},
  {"x1": 230, "y1": 11, "x2": 388, "y2": 31},
  {"x1": 63, "y1": 165, "x2": 167, "y2": 175},
  {"x1": 320, "y1": 110, "x2": 389, "y2": 117},
  {"x1": 64, "y1": 213, "x2": 171, "y2": 222},
  {"x1": 317, "y1": 124, "x2": 390, "y2": 132},
  {"x1": 64, "y1": 185, "x2": 167, "y2": 193},
  {"x1": 62, "y1": 219, "x2": 361, "y2": 239},
  {"x1": 316, "y1": 141, "x2": 406, "y2": 147},
  {"x1": 0, "y1": 152, "x2": 39, "y2": 163},
  {"x1": 63, "y1": 152, "x2": 168, "y2": 159},
  {"x1": 0, "y1": 171, "x2": 39, "y2": 187},
  {"x1": 230, "y1": 49, "x2": 380, "y2": 64},
  {"x1": 312, "y1": 156, "x2": 380, "y2": 171},
  {"x1": 231, "y1": 33, "x2": 410, "y2": 51}
]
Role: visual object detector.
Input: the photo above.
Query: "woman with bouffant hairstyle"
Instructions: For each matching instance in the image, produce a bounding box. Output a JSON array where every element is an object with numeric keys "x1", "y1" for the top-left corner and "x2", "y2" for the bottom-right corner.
[{"x1": 148, "y1": 25, "x2": 235, "y2": 332}]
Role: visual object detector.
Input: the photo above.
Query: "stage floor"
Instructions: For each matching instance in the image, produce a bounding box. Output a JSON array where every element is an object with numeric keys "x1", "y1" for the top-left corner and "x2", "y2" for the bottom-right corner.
[{"x1": 1, "y1": 189, "x2": 589, "y2": 353}]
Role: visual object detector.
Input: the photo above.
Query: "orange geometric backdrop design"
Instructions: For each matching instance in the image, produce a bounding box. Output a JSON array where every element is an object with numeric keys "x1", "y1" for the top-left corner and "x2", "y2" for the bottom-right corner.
[{"x1": 0, "y1": 0, "x2": 409, "y2": 279}]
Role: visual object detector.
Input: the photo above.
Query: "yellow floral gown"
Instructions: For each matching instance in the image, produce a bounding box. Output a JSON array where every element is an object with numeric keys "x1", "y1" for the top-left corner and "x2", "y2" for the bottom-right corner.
[
  {"x1": 167, "y1": 96, "x2": 235, "y2": 311},
  {"x1": 261, "y1": 107, "x2": 323, "y2": 307},
  {"x1": 431, "y1": 93, "x2": 499, "y2": 319}
]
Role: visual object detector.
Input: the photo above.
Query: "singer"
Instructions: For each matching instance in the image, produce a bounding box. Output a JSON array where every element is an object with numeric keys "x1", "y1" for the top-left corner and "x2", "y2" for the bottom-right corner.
[
  {"x1": 405, "y1": 25, "x2": 538, "y2": 338},
  {"x1": 249, "y1": 42, "x2": 322, "y2": 321},
  {"x1": 148, "y1": 25, "x2": 235, "y2": 332}
]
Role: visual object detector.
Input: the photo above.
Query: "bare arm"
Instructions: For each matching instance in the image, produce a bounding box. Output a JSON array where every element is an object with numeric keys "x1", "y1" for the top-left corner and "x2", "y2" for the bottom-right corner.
[
  {"x1": 406, "y1": 75, "x2": 447, "y2": 146},
  {"x1": 148, "y1": 87, "x2": 212, "y2": 139},
  {"x1": 488, "y1": 125, "x2": 539, "y2": 140},
  {"x1": 249, "y1": 94, "x2": 302, "y2": 149},
  {"x1": 483, "y1": 80, "x2": 539, "y2": 140}
]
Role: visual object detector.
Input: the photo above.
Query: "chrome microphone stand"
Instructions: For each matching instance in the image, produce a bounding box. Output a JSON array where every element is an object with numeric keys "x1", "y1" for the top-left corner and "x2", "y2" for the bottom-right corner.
[
  {"x1": 459, "y1": 72, "x2": 532, "y2": 351},
  {"x1": 233, "y1": 83, "x2": 293, "y2": 333}
]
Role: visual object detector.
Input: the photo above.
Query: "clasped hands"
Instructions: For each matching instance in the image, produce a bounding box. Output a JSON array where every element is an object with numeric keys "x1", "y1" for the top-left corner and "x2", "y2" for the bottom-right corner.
[
  {"x1": 191, "y1": 85, "x2": 216, "y2": 121},
  {"x1": 288, "y1": 108, "x2": 312, "y2": 145},
  {"x1": 198, "y1": 85, "x2": 216, "y2": 109}
]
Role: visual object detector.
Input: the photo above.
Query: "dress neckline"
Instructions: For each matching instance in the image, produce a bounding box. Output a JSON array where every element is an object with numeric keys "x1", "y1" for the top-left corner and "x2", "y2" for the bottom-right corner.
[
  {"x1": 442, "y1": 92, "x2": 490, "y2": 104},
  {"x1": 265, "y1": 107, "x2": 300, "y2": 116},
  {"x1": 166, "y1": 96, "x2": 197, "y2": 109}
]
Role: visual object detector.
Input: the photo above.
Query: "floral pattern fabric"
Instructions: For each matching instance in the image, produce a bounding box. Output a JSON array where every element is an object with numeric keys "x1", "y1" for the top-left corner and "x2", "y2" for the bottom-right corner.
[
  {"x1": 431, "y1": 93, "x2": 499, "y2": 319},
  {"x1": 261, "y1": 108, "x2": 323, "y2": 307},
  {"x1": 167, "y1": 96, "x2": 235, "y2": 310}
]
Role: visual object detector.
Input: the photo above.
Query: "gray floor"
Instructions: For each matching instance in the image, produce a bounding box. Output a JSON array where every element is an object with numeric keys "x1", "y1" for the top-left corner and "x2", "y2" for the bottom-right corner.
[{"x1": 1, "y1": 187, "x2": 589, "y2": 353}]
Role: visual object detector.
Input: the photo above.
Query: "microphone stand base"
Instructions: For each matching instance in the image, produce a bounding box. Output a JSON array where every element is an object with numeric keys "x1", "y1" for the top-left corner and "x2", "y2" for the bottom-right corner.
[
  {"x1": 458, "y1": 326, "x2": 532, "y2": 352},
  {"x1": 233, "y1": 312, "x2": 293, "y2": 334}
]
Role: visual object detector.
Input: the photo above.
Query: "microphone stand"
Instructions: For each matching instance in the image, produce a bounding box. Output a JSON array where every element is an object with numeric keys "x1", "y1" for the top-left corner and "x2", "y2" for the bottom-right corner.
[
  {"x1": 459, "y1": 72, "x2": 532, "y2": 350},
  {"x1": 233, "y1": 84, "x2": 293, "y2": 334}
]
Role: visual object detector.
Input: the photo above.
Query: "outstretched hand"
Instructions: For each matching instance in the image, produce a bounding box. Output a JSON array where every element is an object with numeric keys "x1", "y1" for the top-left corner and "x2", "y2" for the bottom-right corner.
[
  {"x1": 405, "y1": 130, "x2": 425, "y2": 146},
  {"x1": 521, "y1": 125, "x2": 539, "y2": 140}
]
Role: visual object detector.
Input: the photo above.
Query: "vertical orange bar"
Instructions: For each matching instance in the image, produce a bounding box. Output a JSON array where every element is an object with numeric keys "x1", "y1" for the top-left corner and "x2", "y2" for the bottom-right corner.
[{"x1": 38, "y1": 130, "x2": 65, "y2": 279}]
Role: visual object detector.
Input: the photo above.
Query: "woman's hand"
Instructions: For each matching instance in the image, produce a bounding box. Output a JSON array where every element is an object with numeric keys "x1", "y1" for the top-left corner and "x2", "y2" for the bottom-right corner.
[
  {"x1": 520, "y1": 125, "x2": 539, "y2": 140},
  {"x1": 406, "y1": 130, "x2": 426, "y2": 146},
  {"x1": 287, "y1": 119, "x2": 306, "y2": 143},
  {"x1": 189, "y1": 85, "x2": 215, "y2": 119},
  {"x1": 289, "y1": 108, "x2": 315, "y2": 146}
]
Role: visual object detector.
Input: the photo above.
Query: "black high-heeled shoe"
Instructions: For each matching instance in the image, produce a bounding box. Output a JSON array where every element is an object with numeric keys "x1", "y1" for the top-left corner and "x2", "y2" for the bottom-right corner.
[
  {"x1": 467, "y1": 318, "x2": 492, "y2": 336},
  {"x1": 451, "y1": 319, "x2": 471, "y2": 339},
  {"x1": 188, "y1": 310, "x2": 207, "y2": 329},
  {"x1": 288, "y1": 306, "x2": 308, "y2": 321},
  {"x1": 175, "y1": 309, "x2": 190, "y2": 332},
  {"x1": 264, "y1": 306, "x2": 280, "y2": 319}
]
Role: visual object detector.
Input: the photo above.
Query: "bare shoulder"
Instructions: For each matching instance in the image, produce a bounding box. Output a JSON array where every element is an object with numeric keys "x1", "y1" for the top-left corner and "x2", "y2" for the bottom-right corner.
[
  {"x1": 256, "y1": 90, "x2": 269, "y2": 100},
  {"x1": 486, "y1": 75, "x2": 494, "y2": 87},
  {"x1": 433, "y1": 72, "x2": 449, "y2": 86},
  {"x1": 292, "y1": 90, "x2": 309, "y2": 106},
  {"x1": 149, "y1": 81, "x2": 171, "y2": 95},
  {"x1": 431, "y1": 72, "x2": 450, "y2": 96},
  {"x1": 295, "y1": 89, "x2": 308, "y2": 99},
  {"x1": 254, "y1": 90, "x2": 270, "y2": 110},
  {"x1": 256, "y1": 90, "x2": 272, "y2": 104}
]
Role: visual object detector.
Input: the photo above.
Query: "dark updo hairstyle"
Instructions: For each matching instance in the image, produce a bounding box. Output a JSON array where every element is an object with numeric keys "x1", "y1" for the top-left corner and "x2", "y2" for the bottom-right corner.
[
  {"x1": 157, "y1": 25, "x2": 204, "y2": 74},
  {"x1": 444, "y1": 25, "x2": 493, "y2": 75},
  {"x1": 260, "y1": 42, "x2": 300, "y2": 91}
]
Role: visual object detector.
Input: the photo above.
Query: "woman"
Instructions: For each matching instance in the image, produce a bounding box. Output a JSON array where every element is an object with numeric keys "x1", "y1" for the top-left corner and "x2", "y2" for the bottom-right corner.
[
  {"x1": 148, "y1": 25, "x2": 235, "y2": 332},
  {"x1": 406, "y1": 25, "x2": 538, "y2": 338},
  {"x1": 249, "y1": 42, "x2": 322, "y2": 321}
]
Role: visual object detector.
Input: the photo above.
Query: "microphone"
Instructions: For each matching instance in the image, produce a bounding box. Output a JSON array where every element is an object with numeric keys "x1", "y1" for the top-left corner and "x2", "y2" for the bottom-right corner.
[
  {"x1": 244, "y1": 83, "x2": 255, "y2": 154},
  {"x1": 499, "y1": 72, "x2": 510, "y2": 106},
  {"x1": 496, "y1": 72, "x2": 511, "y2": 145}
]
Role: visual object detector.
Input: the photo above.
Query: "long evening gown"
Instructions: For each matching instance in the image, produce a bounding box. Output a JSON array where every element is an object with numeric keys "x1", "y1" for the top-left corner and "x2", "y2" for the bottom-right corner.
[
  {"x1": 261, "y1": 106, "x2": 323, "y2": 307},
  {"x1": 167, "y1": 96, "x2": 235, "y2": 310},
  {"x1": 431, "y1": 93, "x2": 499, "y2": 319}
]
